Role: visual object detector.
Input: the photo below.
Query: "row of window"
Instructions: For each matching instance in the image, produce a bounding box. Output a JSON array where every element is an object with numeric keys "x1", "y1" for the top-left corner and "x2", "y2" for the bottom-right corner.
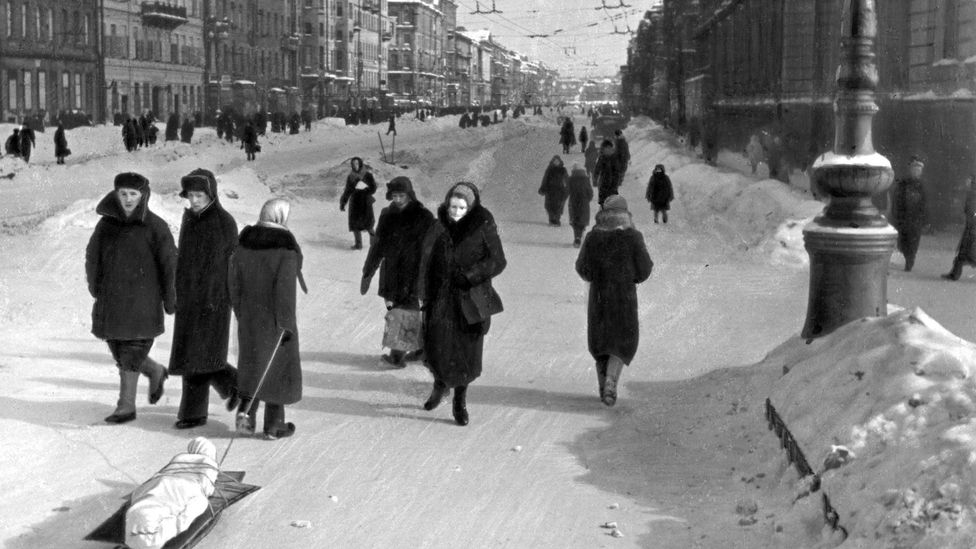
[
  {"x1": 3, "y1": 68, "x2": 88, "y2": 114},
  {"x1": 109, "y1": 82, "x2": 202, "y2": 116},
  {"x1": 3, "y1": 3, "x2": 92, "y2": 45}
]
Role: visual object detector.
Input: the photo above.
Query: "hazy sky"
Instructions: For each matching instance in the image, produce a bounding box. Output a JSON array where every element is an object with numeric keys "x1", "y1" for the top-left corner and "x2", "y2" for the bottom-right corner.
[{"x1": 454, "y1": 0, "x2": 660, "y2": 78}]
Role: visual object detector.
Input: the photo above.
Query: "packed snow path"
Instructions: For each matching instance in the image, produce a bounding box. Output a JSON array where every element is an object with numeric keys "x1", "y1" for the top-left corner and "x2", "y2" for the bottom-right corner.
[{"x1": 0, "y1": 113, "x2": 972, "y2": 548}]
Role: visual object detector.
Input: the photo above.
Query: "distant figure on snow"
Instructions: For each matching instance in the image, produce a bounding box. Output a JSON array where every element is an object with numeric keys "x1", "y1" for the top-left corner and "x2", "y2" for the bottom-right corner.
[
  {"x1": 746, "y1": 134, "x2": 764, "y2": 175},
  {"x1": 613, "y1": 129, "x2": 630, "y2": 184},
  {"x1": 583, "y1": 140, "x2": 598, "y2": 179},
  {"x1": 387, "y1": 113, "x2": 397, "y2": 136},
  {"x1": 559, "y1": 118, "x2": 577, "y2": 154},
  {"x1": 943, "y1": 174, "x2": 976, "y2": 280},
  {"x1": 593, "y1": 139, "x2": 621, "y2": 206},
  {"x1": 579, "y1": 126, "x2": 589, "y2": 154},
  {"x1": 85, "y1": 172, "x2": 176, "y2": 424},
  {"x1": 54, "y1": 123, "x2": 70, "y2": 164},
  {"x1": 567, "y1": 163, "x2": 593, "y2": 248},
  {"x1": 242, "y1": 121, "x2": 259, "y2": 161},
  {"x1": 575, "y1": 195, "x2": 652, "y2": 406},
  {"x1": 180, "y1": 118, "x2": 194, "y2": 144},
  {"x1": 4, "y1": 128, "x2": 21, "y2": 157},
  {"x1": 339, "y1": 156, "x2": 377, "y2": 249},
  {"x1": 646, "y1": 164, "x2": 674, "y2": 224},
  {"x1": 19, "y1": 124, "x2": 36, "y2": 163},
  {"x1": 891, "y1": 156, "x2": 927, "y2": 272},
  {"x1": 360, "y1": 176, "x2": 434, "y2": 366},
  {"x1": 538, "y1": 155, "x2": 569, "y2": 226}
]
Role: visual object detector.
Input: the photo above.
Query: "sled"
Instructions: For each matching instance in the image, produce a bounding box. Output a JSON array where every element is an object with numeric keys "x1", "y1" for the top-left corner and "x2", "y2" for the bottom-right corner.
[{"x1": 85, "y1": 471, "x2": 260, "y2": 549}]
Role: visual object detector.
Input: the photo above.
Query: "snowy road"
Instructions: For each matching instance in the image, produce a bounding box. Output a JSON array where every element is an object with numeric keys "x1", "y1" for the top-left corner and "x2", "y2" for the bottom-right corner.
[{"x1": 0, "y1": 113, "x2": 973, "y2": 548}]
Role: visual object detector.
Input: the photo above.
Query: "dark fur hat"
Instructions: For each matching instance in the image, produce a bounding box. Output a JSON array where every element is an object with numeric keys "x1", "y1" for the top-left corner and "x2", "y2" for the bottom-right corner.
[
  {"x1": 386, "y1": 176, "x2": 417, "y2": 201},
  {"x1": 114, "y1": 171, "x2": 149, "y2": 192},
  {"x1": 180, "y1": 168, "x2": 217, "y2": 199}
]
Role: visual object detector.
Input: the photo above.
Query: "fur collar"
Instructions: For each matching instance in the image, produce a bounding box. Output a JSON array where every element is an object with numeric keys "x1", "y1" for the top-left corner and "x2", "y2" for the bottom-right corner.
[
  {"x1": 95, "y1": 190, "x2": 150, "y2": 224},
  {"x1": 436, "y1": 202, "x2": 494, "y2": 242},
  {"x1": 237, "y1": 225, "x2": 307, "y2": 293},
  {"x1": 593, "y1": 209, "x2": 633, "y2": 231}
]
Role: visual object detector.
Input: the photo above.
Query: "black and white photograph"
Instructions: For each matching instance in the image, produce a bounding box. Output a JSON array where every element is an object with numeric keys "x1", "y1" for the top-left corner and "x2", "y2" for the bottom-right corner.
[{"x1": 2, "y1": 1, "x2": 976, "y2": 548}]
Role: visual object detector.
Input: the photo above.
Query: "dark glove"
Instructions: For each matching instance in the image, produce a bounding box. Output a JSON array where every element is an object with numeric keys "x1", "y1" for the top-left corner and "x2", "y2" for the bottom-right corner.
[
  {"x1": 340, "y1": 205, "x2": 346, "y2": 212},
  {"x1": 164, "y1": 301, "x2": 176, "y2": 315},
  {"x1": 281, "y1": 330, "x2": 293, "y2": 344},
  {"x1": 451, "y1": 270, "x2": 472, "y2": 290},
  {"x1": 359, "y1": 275, "x2": 372, "y2": 296}
]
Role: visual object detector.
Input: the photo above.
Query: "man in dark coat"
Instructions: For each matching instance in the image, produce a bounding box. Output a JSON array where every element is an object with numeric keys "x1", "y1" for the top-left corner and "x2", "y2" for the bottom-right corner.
[
  {"x1": 54, "y1": 123, "x2": 69, "y2": 164},
  {"x1": 417, "y1": 182, "x2": 506, "y2": 426},
  {"x1": 86, "y1": 172, "x2": 177, "y2": 423},
  {"x1": 169, "y1": 169, "x2": 240, "y2": 429},
  {"x1": 891, "y1": 156, "x2": 927, "y2": 272},
  {"x1": 19, "y1": 124, "x2": 36, "y2": 163},
  {"x1": 579, "y1": 126, "x2": 588, "y2": 154},
  {"x1": 646, "y1": 164, "x2": 674, "y2": 224},
  {"x1": 592, "y1": 139, "x2": 621, "y2": 206},
  {"x1": 386, "y1": 113, "x2": 397, "y2": 136},
  {"x1": 567, "y1": 163, "x2": 593, "y2": 247},
  {"x1": 559, "y1": 118, "x2": 576, "y2": 154},
  {"x1": 180, "y1": 118, "x2": 194, "y2": 143},
  {"x1": 339, "y1": 157, "x2": 377, "y2": 249},
  {"x1": 229, "y1": 198, "x2": 305, "y2": 439},
  {"x1": 242, "y1": 122, "x2": 259, "y2": 161},
  {"x1": 361, "y1": 176, "x2": 434, "y2": 365},
  {"x1": 539, "y1": 155, "x2": 569, "y2": 226},
  {"x1": 583, "y1": 140, "x2": 598, "y2": 179},
  {"x1": 165, "y1": 113, "x2": 180, "y2": 141},
  {"x1": 4, "y1": 128, "x2": 21, "y2": 157},
  {"x1": 613, "y1": 129, "x2": 631, "y2": 184},
  {"x1": 575, "y1": 195, "x2": 653, "y2": 406},
  {"x1": 943, "y1": 175, "x2": 976, "y2": 280}
]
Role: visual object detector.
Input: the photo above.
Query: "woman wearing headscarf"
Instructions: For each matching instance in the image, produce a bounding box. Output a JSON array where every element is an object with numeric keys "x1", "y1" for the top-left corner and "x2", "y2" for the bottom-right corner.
[
  {"x1": 538, "y1": 155, "x2": 569, "y2": 226},
  {"x1": 86, "y1": 172, "x2": 177, "y2": 424},
  {"x1": 339, "y1": 156, "x2": 377, "y2": 249},
  {"x1": 645, "y1": 164, "x2": 675, "y2": 224},
  {"x1": 169, "y1": 169, "x2": 240, "y2": 430},
  {"x1": 567, "y1": 163, "x2": 594, "y2": 247},
  {"x1": 575, "y1": 195, "x2": 653, "y2": 407},
  {"x1": 417, "y1": 182, "x2": 506, "y2": 426},
  {"x1": 229, "y1": 198, "x2": 306, "y2": 440}
]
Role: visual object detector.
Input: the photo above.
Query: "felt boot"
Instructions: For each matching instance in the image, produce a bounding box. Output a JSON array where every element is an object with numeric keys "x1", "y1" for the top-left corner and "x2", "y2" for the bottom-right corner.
[
  {"x1": 105, "y1": 369, "x2": 140, "y2": 423},
  {"x1": 423, "y1": 380, "x2": 447, "y2": 411},
  {"x1": 138, "y1": 357, "x2": 168, "y2": 404},
  {"x1": 602, "y1": 355, "x2": 624, "y2": 407},
  {"x1": 452, "y1": 385, "x2": 469, "y2": 426}
]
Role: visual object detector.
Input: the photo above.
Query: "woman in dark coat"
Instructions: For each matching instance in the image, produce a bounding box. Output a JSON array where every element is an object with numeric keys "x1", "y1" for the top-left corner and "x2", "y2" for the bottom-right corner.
[
  {"x1": 943, "y1": 175, "x2": 976, "y2": 280},
  {"x1": 593, "y1": 139, "x2": 621, "y2": 206},
  {"x1": 418, "y1": 182, "x2": 506, "y2": 426},
  {"x1": 891, "y1": 157, "x2": 927, "y2": 272},
  {"x1": 229, "y1": 198, "x2": 306, "y2": 440},
  {"x1": 339, "y1": 156, "x2": 377, "y2": 249},
  {"x1": 559, "y1": 118, "x2": 576, "y2": 154},
  {"x1": 567, "y1": 163, "x2": 593, "y2": 247},
  {"x1": 646, "y1": 164, "x2": 674, "y2": 224},
  {"x1": 180, "y1": 118, "x2": 194, "y2": 144},
  {"x1": 579, "y1": 126, "x2": 588, "y2": 153},
  {"x1": 575, "y1": 195, "x2": 653, "y2": 407},
  {"x1": 165, "y1": 113, "x2": 179, "y2": 141},
  {"x1": 361, "y1": 176, "x2": 434, "y2": 365},
  {"x1": 54, "y1": 123, "x2": 69, "y2": 164},
  {"x1": 169, "y1": 169, "x2": 240, "y2": 429},
  {"x1": 242, "y1": 122, "x2": 259, "y2": 161},
  {"x1": 539, "y1": 155, "x2": 569, "y2": 226},
  {"x1": 86, "y1": 172, "x2": 177, "y2": 423}
]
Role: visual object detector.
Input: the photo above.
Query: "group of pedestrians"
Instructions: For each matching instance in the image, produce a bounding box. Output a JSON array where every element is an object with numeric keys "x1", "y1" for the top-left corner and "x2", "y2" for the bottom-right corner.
[{"x1": 3, "y1": 124, "x2": 37, "y2": 163}]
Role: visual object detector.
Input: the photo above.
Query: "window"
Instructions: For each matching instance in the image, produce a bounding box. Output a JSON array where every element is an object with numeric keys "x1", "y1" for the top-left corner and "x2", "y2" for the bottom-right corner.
[
  {"x1": 46, "y1": 8, "x2": 52, "y2": 41},
  {"x1": 943, "y1": 0, "x2": 959, "y2": 59},
  {"x1": 21, "y1": 2, "x2": 27, "y2": 38},
  {"x1": 61, "y1": 9, "x2": 67, "y2": 43},
  {"x1": 74, "y1": 73, "x2": 81, "y2": 109},
  {"x1": 84, "y1": 14, "x2": 90, "y2": 44},
  {"x1": 8, "y1": 75, "x2": 17, "y2": 111},
  {"x1": 61, "y1": 73, "x2": 69, "y2": 108},
  {"x1": 5, "y1": 3, "x2": 11, "y2": 37},
  {"x1": 23, "y1": 70, "x2": 32, "y2": 110},
  {"x1": 73, "y1": 10, "x2": 80, "y2": 43},
  {"x1": 37, "y1": 71, "x2": 46, "y2": 110},
  {"x1": 35, "y1": 6, "x2": 40, "y2": 40}
]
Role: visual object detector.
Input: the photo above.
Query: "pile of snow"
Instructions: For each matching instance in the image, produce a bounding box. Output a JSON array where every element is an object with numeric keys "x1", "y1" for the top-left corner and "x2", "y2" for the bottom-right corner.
[{"x1": 763, "y1": 308, "x2": 976, "y2": 548}]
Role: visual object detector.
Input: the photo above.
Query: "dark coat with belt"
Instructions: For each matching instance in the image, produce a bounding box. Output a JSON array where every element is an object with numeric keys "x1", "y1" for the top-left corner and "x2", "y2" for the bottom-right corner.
[
  {"x1": 228, "y1": 225, "x2": 303, "y2": 405},
  {"x1": 168, "y1": 194, "x2": 239, "y2": 376},
  {"x1": 340, "y1": 167, "x2": 377, "y2": 232},
  {"x1": 956, "y1": 188, "x2": 976, "y2": 265},
  {"x1": 363, "y1": 199, "x2": 434, "y2": 307},
  {"x1": 567, "y1": 167, "x2": 594, "y2": 229},
  {"x1": 419, "y1": 190, "x2": 507, "y2": 387},
  {"x1": 646, "y1": 172, "x2": 674, "y2": 210},
  {"x1": 85, "y1": 190, "x2": 177, "y2": 340},
  {"x1": 575, "y1": 209, "x2": 653, "y2": 364},
  {"x1": 539, "y1": 162, "x2": 569, "y2": 217}
]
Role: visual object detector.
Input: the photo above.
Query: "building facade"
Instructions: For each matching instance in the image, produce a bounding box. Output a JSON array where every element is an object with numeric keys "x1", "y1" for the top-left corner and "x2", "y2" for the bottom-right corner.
[
  {"x1": 0, "y1": 0, "x2": 100, "y2": 124},
  {"x1": 387, "y1": 0, "x2": 445, "y2": 105}
]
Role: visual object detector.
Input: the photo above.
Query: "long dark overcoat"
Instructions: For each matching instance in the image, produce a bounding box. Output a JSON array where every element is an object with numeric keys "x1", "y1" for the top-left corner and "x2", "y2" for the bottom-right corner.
[
  {"x1": 891, "y1": 176, "x2": 926, "y2": 254},
  {"x1": 363, "y1": 199, "x2": 434, "y2": 307},
  {"x1": 956, "y1": 189, "x2": 976, "y2": 265},
  {"x1": 242, "y1": 124, "x2": 259, "y2": 155},
  {"x1": 559, "y1": 121, "x2": 577, "y2": 148},
  {"x1": 584, "y1": 142, "x2": 598, "y2": 174},
  {"x1": 85, "y1": 191, "x2": 177, "y2": 340},
  {"x1": 54, "y1": 126, "x2": 69, "y2": 158},
  {"x1": 419, "y1": 192, "x2": 506, "y2": 388},
  {"x1": 593, "y1": 153, "x2": 622, "y2": 204},
  {"x1": 575, "y1": 209, "x2": 653, "y2": 365},
  {"x1": 340, "y1": 168, "x2": 377, "y2": 232},
  {"x1": 647, "y1": 173, "x2": 674, "y2": 210},
  {"x1": 228, "y1": 225, "x2": 302, "y2": 405},
  {"x1": 539, "y1": 163, "x2": 569, "y2": 219},
  {"x1": 567, "y1": 167, "x2": 593, "y2": 229},
  {"x1": 169, "y1": 192, "x2": 239, "y2": 376}
]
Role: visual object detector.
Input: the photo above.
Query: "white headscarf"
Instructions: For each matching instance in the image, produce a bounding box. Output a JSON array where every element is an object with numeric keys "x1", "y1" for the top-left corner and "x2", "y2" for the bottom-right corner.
[{"x1": 257, "y1": 198, "x2": 291, "y2": 230}]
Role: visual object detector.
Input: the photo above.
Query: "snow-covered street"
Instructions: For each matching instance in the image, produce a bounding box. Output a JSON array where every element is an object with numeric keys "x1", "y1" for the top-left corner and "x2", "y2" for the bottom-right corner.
[{"x1": 2, "y1": 112, "x2": 975, "y2": 548}]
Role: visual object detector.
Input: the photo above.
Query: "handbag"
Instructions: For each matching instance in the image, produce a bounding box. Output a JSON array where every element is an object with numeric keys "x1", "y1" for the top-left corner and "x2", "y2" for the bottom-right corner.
[
  {"x1": 382, "y1": 307, "x2": 423, "y2": 351},
  {"x1": 460, "y1": 284, "x2": 504, "y2": 324}
]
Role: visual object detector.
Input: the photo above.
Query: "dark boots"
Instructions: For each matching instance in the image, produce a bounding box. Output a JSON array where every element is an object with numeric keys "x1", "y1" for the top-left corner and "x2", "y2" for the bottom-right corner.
[
  {"x1": 352, "y1": 231, "x2": 363, "y2": 250},
  {"x1": 382, "y1": 350, "x2": 406, "y2": 367},
  {"x1": 595, "y1": 359, "x2": 607, "y2": 397},
  {"x1": 105, "y1": 369, "x2": 140, "y2": 424},
  {"x1": 942, "y1": 258, "x2": 964, "y2": 280},
  {"x1": 423, "y1": 380, "x2": 447, "y2": 411},
  {"x1": 138, "y1": 357, "x2": 168, "y2": 404},
  {"x1": 452, "y1": 385, "x2": 469, "y2": 426},
  {"x1": 602, "y1": 355, "x2": 624, "y2": 407}
]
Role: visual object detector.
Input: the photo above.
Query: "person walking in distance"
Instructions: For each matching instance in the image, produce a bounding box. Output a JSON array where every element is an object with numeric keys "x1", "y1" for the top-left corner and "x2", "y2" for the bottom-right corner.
[
  {"x1": 891, "y1": 156, "x2": 927, "y2": 272},
  {"x1": 613, "y1": 129, "x2": 631, "y2": 185},
  {"x1": 229, "y1": 198, "x2": 307, "y2": 440},
  {"x1": 575, "y1": 195, "x2": 653, "y2": 406},
  {"x1": 361, "y1": 176, "x2": 434, "y2": 366},
  {"x1": 242, "y1": 121, "x2": 259, "y2": 162},
  {"x1": 386, "y1": 113, "x2": 397, "y2": 136},
  {"x1": 583, "y1": 139, "x2": 598, "y2": 180},
  {"x1": 54, "y1": 122, "x2": 70, "y2": 164},
  {"x1": 559, "y1": 118, "x2": 577, "y2": 155},
  {"x1": 943, "y1": 174, "x2": 976, "y2": 280},
  {"x1": 19, "y1": 124, "x2": 36, "y2": 163},
  {"x1": 646, "y1": 164, "x2": 674, "y2": 224},
  {"x1": 340, "y1": 156, "x2": 377, "y2": 250},
  {"x1": 85, "y1": 172, "x2": 176, "y2": 423},
  {"x1": 579, "y1": 125, "x2": 589, "y2": 154},
  {"x1": 418, "y1": 183, "x2": 506, "y2": 426},
  {"x1": 593, "y1": 139, "x2": 621, "y2": 206},
  {"x1": 567, "y1": 163, "x2": 594, "y2": 248},
  {"x1": 169, "y1": 169, "x2": 240, "y2": 430},
  {"x1": 539, "y1": 155, "x2": 569, "y2": 226}
]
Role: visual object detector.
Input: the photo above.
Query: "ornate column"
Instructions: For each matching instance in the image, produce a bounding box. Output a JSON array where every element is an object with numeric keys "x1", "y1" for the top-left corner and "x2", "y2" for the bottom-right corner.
[{"x1": 801, "y1": 0, "x2": 896, "y2": 338}]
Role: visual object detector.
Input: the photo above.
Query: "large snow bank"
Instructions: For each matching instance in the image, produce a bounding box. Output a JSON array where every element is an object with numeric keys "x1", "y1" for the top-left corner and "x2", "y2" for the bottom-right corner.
[{"x1": 763, "y1": 308, "x2": 976, "y2": 548}]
